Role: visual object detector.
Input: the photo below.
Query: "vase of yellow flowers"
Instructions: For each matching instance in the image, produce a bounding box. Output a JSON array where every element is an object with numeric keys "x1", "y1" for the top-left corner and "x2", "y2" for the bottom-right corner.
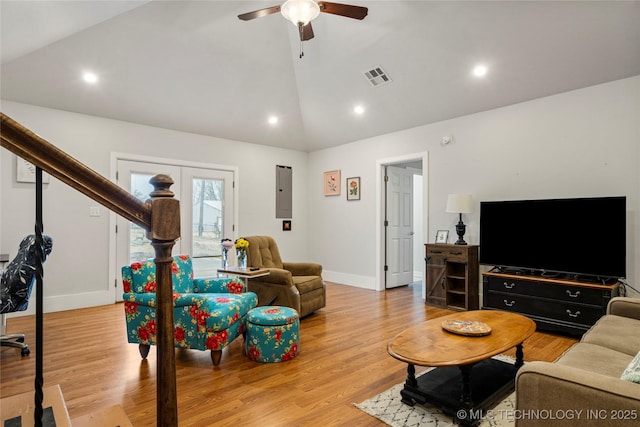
[{"x1": 235, "y1": 237, "x2": 249, "y2": 268}]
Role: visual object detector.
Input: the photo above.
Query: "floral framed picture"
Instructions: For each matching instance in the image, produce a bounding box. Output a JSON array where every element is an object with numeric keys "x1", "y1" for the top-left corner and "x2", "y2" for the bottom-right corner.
[
  {"x1": 346, "y1": 177, "x2": 360, "y2": 200},
  {"x1": 435, "y1": 230, "x2": 449, "y2": 244},
  {"x1": 323, "y1": 170, "x2": 341, "y2": 196}
]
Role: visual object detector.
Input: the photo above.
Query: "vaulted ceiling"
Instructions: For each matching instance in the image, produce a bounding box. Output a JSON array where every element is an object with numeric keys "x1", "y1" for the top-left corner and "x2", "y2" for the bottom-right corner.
[{"x1": 2, "y1": 1, "x2": 639, "y2": 152}]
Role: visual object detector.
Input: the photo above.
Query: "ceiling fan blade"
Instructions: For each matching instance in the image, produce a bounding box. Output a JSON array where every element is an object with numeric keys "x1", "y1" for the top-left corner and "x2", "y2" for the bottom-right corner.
[
  {"x1": 318, "y1": 2, "x2": 368, "y2": 20},
  {"x1": 238, "y1": 5, "x2": 281, "y2": 21},
  {"x1": 300, "y1": 22, "x2": 315, "y2": 41}
]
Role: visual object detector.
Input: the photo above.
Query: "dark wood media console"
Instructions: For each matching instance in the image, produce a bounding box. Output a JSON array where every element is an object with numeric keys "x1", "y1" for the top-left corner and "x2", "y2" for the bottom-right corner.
[{"x1": 482, "y1": 271, "x2": 619, "y2": 336}]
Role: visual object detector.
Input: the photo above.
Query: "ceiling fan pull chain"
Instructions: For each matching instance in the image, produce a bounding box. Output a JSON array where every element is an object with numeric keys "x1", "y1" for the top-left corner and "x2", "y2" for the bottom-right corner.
[{"x1": 298, "y1": 24, "x2": 305, "y2": 58}]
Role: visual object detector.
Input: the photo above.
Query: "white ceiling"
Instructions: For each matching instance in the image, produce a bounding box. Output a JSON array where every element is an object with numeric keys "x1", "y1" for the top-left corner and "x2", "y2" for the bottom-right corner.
[{"x1": 1, "y1": 1, "x2": 639, "y2": 152}]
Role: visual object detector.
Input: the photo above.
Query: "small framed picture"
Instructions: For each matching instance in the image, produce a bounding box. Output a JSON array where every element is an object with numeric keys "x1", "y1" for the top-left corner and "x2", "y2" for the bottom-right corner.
[
  {"x1": 323, "y1": 170, "x2": 341, "y2": 196},
  {"x1": 282, "y1": 220, "x2": 292, "y2": 231},
  {"x1": 435, "y1": 230, "x2": 449, "y2": 244},
  {"x1": 16, "y1": 157, "x2": 50, "y2": 183},
  {"x1": 346, "y1": 177, "x2": 360, "y2": 200}
]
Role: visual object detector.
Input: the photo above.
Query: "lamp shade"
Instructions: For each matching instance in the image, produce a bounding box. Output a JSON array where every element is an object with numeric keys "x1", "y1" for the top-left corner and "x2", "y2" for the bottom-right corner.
[
  {"x1": 446, "y1": 194, "x2": 473, "y2": 214},
  {"x1": 281, "y1": 0, "x2": 320, "y2": 26}
]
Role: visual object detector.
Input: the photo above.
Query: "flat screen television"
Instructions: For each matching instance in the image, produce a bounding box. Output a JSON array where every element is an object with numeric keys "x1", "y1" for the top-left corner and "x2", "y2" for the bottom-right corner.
[{"x1": 479, "y1": 196, "x2": 626, "y2": 280}]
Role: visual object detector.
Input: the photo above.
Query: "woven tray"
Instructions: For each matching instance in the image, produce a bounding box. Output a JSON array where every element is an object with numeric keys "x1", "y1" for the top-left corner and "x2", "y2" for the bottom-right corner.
[{"x1": 441, "y1": 319, "x2": 492, "y2": 336}]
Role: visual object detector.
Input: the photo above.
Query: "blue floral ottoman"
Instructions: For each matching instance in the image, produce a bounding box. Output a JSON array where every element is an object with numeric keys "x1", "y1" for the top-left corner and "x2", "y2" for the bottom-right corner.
[{"x1": 245, "y1": 306, "x2": 300, "y2": 363}]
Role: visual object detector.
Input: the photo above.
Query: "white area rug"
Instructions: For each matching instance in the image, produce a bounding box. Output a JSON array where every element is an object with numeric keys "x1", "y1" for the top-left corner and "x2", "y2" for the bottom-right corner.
[{"x1": 355, "y1": 356, "x2": 517, "y2": 427}]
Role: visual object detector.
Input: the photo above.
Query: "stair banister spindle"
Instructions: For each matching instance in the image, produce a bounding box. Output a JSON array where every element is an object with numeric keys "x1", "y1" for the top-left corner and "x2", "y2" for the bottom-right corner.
[{"x1": 1, "y1": 112, "x2": 180, "y2": 426}]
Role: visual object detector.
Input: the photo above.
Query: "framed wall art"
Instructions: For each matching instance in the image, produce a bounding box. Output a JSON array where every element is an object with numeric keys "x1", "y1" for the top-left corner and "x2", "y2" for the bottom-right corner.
[
  {"x1": 435, "y1": 230, "x2": 449, "y2": 244},
  {"x1": 323, "y1": 170, "x2": 341, "y2": 196},
  {"x1": 16, "y1": 157, "x2": 50, "y2": 183},
  {"x1": 346, "y1": 177, "x2": 360, "y2": 200}
]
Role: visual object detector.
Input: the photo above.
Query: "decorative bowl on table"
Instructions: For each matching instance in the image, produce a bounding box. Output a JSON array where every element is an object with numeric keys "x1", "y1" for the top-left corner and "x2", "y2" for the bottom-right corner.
[{"x1": 441, "y1": 319, "x2": 492, "y2": 336}]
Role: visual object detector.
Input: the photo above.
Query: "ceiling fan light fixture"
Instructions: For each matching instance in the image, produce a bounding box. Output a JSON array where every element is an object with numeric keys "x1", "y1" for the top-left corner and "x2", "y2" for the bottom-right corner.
[{"x1": 281, "y1": 0, "x2": 320, "y2": 26}]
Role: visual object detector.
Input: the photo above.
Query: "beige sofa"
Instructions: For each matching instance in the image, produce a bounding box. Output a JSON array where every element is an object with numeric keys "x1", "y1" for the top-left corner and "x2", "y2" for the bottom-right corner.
[{"x1": 516, "y1": 297, "x2": 640, "y2": 426}]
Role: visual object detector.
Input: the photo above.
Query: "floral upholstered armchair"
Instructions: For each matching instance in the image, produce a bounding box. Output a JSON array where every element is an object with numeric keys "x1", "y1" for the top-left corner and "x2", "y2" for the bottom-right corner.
[{"x1": 122, "y1": 254, "x2": 257, "y2": 366}]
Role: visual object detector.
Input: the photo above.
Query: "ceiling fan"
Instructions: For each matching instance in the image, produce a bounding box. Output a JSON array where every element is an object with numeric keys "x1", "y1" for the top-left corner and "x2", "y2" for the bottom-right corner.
[{"x1": 238, "y1": 0, "x2": 368, "y2": 43}]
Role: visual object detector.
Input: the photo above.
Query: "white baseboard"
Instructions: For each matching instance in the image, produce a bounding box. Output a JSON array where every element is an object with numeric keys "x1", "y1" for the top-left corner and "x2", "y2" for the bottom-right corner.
[
  {"x1": 323, "y1": 270, "x2": 377, "y2": 290},
  {"x1": 4, "y1": 291, "x2": 115, "y2": 317}
]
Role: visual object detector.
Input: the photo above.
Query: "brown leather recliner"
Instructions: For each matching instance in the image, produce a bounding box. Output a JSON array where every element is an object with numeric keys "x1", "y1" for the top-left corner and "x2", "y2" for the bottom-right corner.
[{"x1": 244, "y1": 236, "x2": 325, "y2": 318}]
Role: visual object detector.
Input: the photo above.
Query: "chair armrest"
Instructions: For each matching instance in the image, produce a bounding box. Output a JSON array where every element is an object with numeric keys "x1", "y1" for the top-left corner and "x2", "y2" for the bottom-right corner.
[
  {"x1": 193, "y1": 277, "x2": 246, "y2": 294},
  {"x1": 283, "y1": 262, "x2": 322, "y2": 277},
  {"x1": 253, "y1": 268, "x2": 295, "y2": 286},
  {"x1": 516, "y1": 361, "x2": 640, "y2": 426},
  {"x1": 607, "y1": 297, "x2": 640, "y2": 320}
]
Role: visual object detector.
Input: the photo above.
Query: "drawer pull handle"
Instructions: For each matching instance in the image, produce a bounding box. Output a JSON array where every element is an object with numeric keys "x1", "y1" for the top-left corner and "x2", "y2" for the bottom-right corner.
[
  {"x1": 503, "y1": 300, "x2": 515, "y2": 307},
  {"x1": 566, "y1": 310, "x2": 581, "y2": 318},
  {"x1": 431, "y1": 250, "x2": 443, "y2": 254},
  {"x1": 566, "y1": 290, "x2": 581, "y2": 298},
  {"x1": 450, "y1": 251, "x2": 462, "y2": 255},
  {"x1": 503, "y1": 282, "x2": 515, "y2": 289}
]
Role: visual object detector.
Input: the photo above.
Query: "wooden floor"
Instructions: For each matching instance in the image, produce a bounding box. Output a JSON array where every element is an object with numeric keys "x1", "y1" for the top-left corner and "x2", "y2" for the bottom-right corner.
[{"x1": 1, "y1": 282, "x2": 578, "y2": 426}]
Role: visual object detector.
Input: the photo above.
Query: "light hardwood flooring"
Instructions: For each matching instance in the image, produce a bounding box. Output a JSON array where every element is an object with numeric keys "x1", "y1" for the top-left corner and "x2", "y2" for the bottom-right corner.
[{"x1": 1, "y1": 282, "x2": 578, "y2": 426}]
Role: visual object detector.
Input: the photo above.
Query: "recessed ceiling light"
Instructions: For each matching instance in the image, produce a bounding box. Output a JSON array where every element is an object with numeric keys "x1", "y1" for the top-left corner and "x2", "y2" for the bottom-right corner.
[
  {"x1": 268, "y1": 115, "x2": 278, "y2": 125},
  {"x1": 354, "y1": 105, "x2": 365, "y2": 115},
  {"x1": 472, "y1": 65, "x2": 488, "y2": 77},
  {"x1": 83, "y1": 72, "x2": 98, "y2": 84}
]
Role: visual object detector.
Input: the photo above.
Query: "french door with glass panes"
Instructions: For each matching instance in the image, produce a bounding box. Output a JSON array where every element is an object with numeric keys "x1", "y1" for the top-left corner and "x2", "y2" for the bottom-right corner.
[{"x1": 115, "y1": 160, "x2": 234, "y2": 300}]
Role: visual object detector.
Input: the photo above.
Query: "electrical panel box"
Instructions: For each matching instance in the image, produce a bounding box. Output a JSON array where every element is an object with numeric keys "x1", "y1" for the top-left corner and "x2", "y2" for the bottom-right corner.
[{"x1": 276, "y1": 165, "x2": 292, "y2": 219}]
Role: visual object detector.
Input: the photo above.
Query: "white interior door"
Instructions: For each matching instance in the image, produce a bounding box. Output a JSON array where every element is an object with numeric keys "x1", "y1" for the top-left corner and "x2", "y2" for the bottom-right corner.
[{"x1": 385, "y1": 165, "x2": 414, "y2": 288}]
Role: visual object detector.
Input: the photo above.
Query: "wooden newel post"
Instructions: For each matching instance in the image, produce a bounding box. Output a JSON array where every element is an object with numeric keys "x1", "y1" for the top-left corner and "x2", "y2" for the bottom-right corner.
[{"x1": 147, "y1": 174, "x2": 181, "y2": 427}]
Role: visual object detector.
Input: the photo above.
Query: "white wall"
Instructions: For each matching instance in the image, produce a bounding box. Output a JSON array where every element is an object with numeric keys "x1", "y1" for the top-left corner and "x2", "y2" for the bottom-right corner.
[
  {"x1": 2, "y1": 76, "x2": 638, "y2": 315},
  {"x1": 0, "y1": 101, "x2": 310, "y2": 314},
  {"x1": 309, "y1": 76, "x2": 640, "y2": 297}
]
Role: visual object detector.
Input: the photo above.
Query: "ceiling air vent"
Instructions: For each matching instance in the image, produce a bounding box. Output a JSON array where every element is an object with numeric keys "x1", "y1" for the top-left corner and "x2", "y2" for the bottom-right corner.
[{"x1": 363, "y1": 66, "x2": 391, "y2": 87}]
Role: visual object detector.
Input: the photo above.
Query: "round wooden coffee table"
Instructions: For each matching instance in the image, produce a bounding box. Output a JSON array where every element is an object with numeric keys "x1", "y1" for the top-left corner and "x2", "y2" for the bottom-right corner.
[{"x1": 387, "y1": 310, "x2": 536, "y2": 425}]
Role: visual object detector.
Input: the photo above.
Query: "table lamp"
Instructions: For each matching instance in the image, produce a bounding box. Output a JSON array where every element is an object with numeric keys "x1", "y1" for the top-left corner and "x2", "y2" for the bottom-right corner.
[{"x1": 446, "y1": 194, "x2": 473, "y2": 245}]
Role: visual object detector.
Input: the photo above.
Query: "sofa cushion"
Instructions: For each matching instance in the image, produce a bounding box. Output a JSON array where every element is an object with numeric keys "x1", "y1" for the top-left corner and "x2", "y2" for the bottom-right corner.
[
  {"x1": 621, "y1": 351, "x2": 640, "y2": 383},
  {"x1": 581, "y1": 314, "x2": 640, "y2": 356},
  {"x1": 556, "y1": 343, "x2": 634, "y2": 378}
]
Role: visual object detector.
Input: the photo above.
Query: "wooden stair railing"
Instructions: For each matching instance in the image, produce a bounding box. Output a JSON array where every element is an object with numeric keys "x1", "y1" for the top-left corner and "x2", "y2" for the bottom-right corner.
[{"x1": 1, "y1": 112, "x2": 179, "y2": 427}]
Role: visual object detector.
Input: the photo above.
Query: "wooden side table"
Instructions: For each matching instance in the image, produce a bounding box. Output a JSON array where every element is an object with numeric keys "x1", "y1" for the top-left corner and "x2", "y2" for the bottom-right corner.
[
  {"x1": 424, "y1": 244, "x2": 478, "y2": 311},
  {"x1": 216, "y1": 266, "x2": 270, "y2": 286}
]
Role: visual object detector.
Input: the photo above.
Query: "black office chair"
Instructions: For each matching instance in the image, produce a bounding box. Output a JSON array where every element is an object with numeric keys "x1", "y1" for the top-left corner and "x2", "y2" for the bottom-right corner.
[{"x1": 1, "y1": 234, "x2": 53, "y2": 356}]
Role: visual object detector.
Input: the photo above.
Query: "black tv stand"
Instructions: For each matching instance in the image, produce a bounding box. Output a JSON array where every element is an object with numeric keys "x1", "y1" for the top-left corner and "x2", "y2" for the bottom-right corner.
[{"x1": 482, "y1": 271, "x2": 620, "y2": 336}]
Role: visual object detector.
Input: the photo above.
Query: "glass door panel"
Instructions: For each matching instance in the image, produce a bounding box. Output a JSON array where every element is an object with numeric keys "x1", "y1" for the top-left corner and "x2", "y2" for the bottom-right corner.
[
  {"x1": 182, "y1": 168, "x2": 234, "y2": 277},
  {"x1": 129, "y1": 172, "x2": 156, "y2": 263}
]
